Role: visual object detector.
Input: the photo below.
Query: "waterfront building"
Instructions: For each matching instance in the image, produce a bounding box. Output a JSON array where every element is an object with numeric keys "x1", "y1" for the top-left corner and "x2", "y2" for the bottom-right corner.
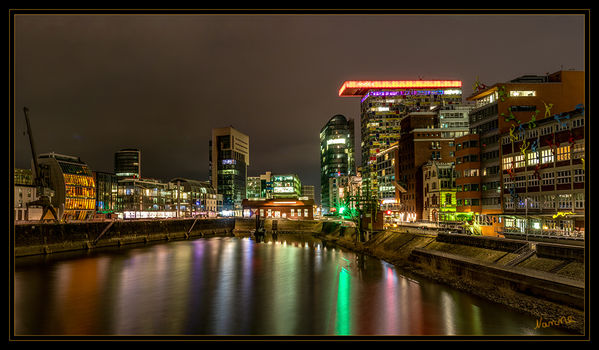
[
  {"x1": 13, "y1": 168, "x2": 41, "y2": 221},
  {"x1": 338, "y1": 80, "x2": 463, "y2": 198},
  {"x1": 94, "y1": 171, "x2": 118, "y2": 215},
  {"x1": 456, "y1": 69, "x2": 584, "y2": 235},
  {"x1": 170, "y1": 178, "x2": 222, "y2": 217},
  {"x1": 319, "y1": 114, "x2": 356, "y2": 215},
  {"x1": 116, "y1": 177, "x2": 175, "y2": 219},
  {"x1": 422, "y1": 161, "x2": 457, "y2": 223},
  {"x1": 114, "y1": 149, "x2": 141, "y2": 179},
  {"x1": 210, "y1": 126, "x2": 250, "y2": 216},
  {"x1": 396, "y1": 112, "x2": 468, "y2": 222},
  {"x1": 272, "y1": 174, "x2": 302, "y2": 199},
  {"x1": 36, "y1": 153, "x2": 96, "y2": 221},
  {"x1": 242, "y1": 198, "x2": 315, "y2": 220},
  {"x1": 499, "y1": 106, "x2": 585, "y2": 238}
]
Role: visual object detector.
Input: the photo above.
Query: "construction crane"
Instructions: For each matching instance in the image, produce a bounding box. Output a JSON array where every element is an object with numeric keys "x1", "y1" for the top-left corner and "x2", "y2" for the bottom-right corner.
[{"x1": 22, "y1": 107, "x2": 59, "y2": 222}]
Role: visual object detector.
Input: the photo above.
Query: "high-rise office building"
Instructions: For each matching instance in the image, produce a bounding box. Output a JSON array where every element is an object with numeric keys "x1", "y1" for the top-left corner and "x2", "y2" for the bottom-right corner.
[
  {"x1": 338, "y1": 80, "x2": 463, "y2": 196},
  {"x1": 114, "y1": 149, "x2": 141, "y2": 179},
  {"x1": 319, "y1": 114, "x2": 356, "y2": 215},
  {"x1": 209, "y1": 126, "x2": 250, "y2": 216}
]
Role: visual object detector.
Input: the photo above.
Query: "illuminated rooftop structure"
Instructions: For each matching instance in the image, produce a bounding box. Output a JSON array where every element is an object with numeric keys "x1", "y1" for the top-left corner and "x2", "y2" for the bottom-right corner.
[{"x1": 339, "y1": 80, "x2": 463, "y2": 97}]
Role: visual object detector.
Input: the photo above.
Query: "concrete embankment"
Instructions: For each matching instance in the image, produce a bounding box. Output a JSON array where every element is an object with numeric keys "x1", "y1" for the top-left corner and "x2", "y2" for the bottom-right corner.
[
  {"x1": 317, "y1": 229, "x2": 586, "y2": 334},
  {"x1": 14, "y1": 218, "x2": 236, "y2": 257}
]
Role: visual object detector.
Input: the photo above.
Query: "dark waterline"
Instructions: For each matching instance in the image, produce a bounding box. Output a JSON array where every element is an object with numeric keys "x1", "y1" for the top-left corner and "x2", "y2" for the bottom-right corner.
[{"x1": 13, "y1": 236, "x2": 577, "y2": 336}]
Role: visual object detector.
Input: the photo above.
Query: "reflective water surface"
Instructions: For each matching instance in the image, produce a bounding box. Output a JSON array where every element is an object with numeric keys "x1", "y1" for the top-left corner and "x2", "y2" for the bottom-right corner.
[{"x1": 14, "y1": 236, "x2": 576, "y2": 336}]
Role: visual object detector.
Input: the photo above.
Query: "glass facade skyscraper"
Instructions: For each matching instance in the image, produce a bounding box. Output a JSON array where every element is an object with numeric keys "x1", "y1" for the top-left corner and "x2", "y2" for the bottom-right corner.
[
  {"x1": 114, "y1": 149, "x2": 141, "y2": 179},
  {"x1": 210, "y1": 126, "x2": 249, "y2": 216},
  {"x1": 320, "y1": 114, "x2": 356, "y2": 215}
]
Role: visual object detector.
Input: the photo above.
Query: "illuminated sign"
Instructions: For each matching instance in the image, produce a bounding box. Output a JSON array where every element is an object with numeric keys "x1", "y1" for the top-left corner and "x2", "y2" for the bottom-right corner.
[
  {"x1": 360, "y1": 89, "x2": 462, "y2": 103},
  {"x1": 339, "y1": 80, "x2": 462, "y2": 96},
  {"x1": 222, "y1": 159, "x2": 236, "y2": 165},
  {"x1": 327, "y1": 138, "x2": 346, "y2": 145},
  {"x1": 273, "y1": 187, "x2": 294, "y2": 193}
]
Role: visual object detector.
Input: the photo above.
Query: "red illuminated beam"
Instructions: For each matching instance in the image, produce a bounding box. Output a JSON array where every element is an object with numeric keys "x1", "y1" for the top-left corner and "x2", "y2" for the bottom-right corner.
[{"x1": 338, "y1": 80, "x2": 463, "y2": 97}]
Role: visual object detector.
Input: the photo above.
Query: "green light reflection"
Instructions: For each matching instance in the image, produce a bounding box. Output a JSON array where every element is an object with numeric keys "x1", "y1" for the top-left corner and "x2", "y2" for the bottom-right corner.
[{"x1": 335, "y1": 267, "x2": 351, "y2": 335}]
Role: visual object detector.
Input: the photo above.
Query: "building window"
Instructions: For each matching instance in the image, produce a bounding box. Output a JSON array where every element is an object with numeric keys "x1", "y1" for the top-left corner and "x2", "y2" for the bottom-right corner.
[
  {"x1": 527, "y1": 129, "x2": 539, "y2": 139},
  {"x1": 572, "y1": 118, "x2": 584, "y2": 128},
  {"x1": 542, "y1": 195, "x2": 556, "y2": 209},
  {"x1": 527, "y1": 174, "x2": 539, "y2": 187},
  {"x1": 574, "y1": 168, "x2": 585, "y2": 183},
  {"x1": 541, "y1": 149, "x2": 554, "y2": 164},
  {"x1": 502, "y1": 156, "x2": 513, "y2": 170},
  {"x1": 556, "y1": 170, "x2": 572, "y2": 184},
  {"x1": 541, "y1": 172, "x2": 554, "y2": 186},
  {"x1": 541, "y1": 125, "x2": 553, "y2": 136},
  {"x1": 556, "y1": 145, "x2": 570, "y2": 161},
  {"x1": 571, "y1": 142, "x2": 584, "y2": 159},
  {"x1": 527, "y1": 151, "x2": 539, "y2": 166},
  {"x1": 514, "y1": 154, "x2": 525, "y2": 168},
  {"x1": 558, "y1": 194, "x2": 572, "y2": 210},
  {"x1": 575, "y1": 193, "x2": 585, "y2": 209}
]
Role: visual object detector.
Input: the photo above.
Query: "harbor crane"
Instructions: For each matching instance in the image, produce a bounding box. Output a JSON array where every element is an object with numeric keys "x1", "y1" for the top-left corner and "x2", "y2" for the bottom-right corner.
[{"x1": 22, "y1": 107, "x2": 59, "y2": 222}]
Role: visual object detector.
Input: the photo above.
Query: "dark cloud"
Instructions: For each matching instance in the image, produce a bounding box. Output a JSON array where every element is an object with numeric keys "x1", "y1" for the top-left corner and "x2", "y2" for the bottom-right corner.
[{"x1": 12, "y1": 12, "x2": 585, "y2": 201}]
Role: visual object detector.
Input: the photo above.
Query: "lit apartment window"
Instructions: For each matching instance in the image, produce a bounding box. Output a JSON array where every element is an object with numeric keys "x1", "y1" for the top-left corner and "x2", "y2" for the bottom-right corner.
[
  {"x1": 502, "y1": 156, "x2": 513, "y2": 170},
  {"x1": 541, "y1": 149, "x2": 554, "y2": 164},
  {"x1": 514, "y1": 154, "x2": 525, "y2": 168},
  {"x1": 527, "y1": 151, "x2": 539, "y2": 166},
  {"x1": 556, "y1": 145, "x2": 570, "y2": 161}
]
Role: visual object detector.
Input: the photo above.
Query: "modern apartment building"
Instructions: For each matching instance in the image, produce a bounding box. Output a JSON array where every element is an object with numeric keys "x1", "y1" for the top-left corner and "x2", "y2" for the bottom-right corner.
[
  {"x1": 319, "y1": 114, "x2": 356, "y2": 214},
  {"x1": 500, "y1": 106, "x2": 585, "y2": 238},
  {"x1": 210, "y1": 126, "x2": 250, "y2": 216},
  {"x1": 457, "y1": 70, "x2": 584, "y2": 235}
]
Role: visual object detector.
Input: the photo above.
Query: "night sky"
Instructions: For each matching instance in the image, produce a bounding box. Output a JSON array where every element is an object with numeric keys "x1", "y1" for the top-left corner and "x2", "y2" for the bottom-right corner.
[{"x1": 12, "y1": 12, "x2": 586, "y2": 201}]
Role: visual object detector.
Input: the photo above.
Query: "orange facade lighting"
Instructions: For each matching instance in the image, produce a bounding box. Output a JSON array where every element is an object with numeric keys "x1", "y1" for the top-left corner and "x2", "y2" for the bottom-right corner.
[{"x1": 339, "y1": 80, "x2": 463, "y2": 96}]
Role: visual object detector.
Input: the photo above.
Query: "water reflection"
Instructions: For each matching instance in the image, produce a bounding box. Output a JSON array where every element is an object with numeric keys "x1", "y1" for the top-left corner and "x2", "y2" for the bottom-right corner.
[{"x1": 14, "y1": 236, "x2": 577, "y2": 336}]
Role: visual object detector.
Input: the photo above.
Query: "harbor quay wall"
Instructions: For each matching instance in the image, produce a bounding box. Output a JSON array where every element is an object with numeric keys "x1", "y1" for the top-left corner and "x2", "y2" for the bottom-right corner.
[
  {"x1": 14, "y1": 218, "x2": 236, "y2": 257},
  {"x1": 408, "y1": 248, "x2": 584, "y2": 309}
]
